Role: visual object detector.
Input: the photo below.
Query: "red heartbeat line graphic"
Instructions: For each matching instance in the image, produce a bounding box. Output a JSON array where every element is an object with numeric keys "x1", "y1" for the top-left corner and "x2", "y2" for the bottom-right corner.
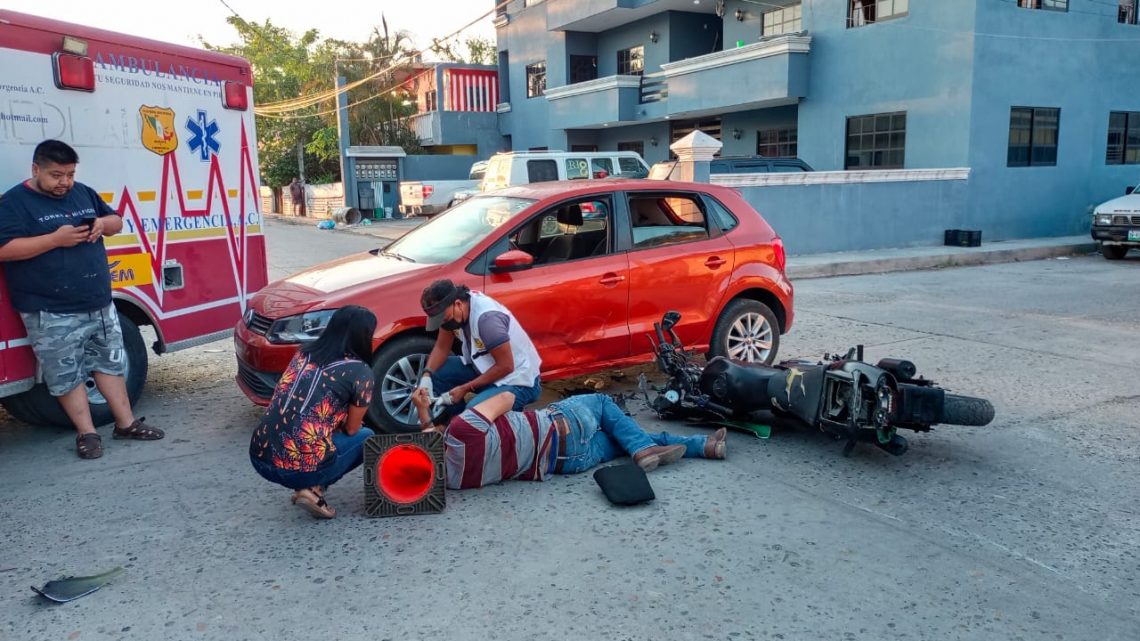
[{"x1": 114, "y1": 121, "x2": 259, "y2": 303}]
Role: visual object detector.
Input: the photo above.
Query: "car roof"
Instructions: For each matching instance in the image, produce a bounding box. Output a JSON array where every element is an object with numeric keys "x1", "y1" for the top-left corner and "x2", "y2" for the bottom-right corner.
[{"x1": 496, "y1": 179, "x2": 733, "y2": 201}]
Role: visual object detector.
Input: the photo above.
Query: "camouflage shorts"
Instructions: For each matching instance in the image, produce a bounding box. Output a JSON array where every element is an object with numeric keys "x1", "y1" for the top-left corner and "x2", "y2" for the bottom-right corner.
[{"x1": 18, "y1": 304, "x2": 127, "y2": 396}]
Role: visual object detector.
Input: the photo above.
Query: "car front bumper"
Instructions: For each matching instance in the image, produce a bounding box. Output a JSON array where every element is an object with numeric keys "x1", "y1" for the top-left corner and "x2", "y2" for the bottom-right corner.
[{"x1": 1091, "y1": 225, "x2": 1140, "y2": 245}]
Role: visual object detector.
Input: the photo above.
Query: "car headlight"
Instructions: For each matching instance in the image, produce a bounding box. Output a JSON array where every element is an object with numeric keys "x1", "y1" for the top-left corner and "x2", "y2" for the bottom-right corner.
[
  {"x1": 266, "y1": 309, "x2": 337, "y2": 344},
  {"x1": 242, "y1": 307, "x2": 254, "y2": 326},
  {"x1": 1094, "y1": 213, "x2": 1113, "y2": 226}
]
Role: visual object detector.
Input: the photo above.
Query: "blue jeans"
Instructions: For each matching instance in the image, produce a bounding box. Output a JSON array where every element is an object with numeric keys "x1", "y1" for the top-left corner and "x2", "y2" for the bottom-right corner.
[
  {"x1": 549, "y1": 394, "x2": 709, "y2": 474},
  {"x1": 431, "y1": 355, "x2": 541, "y2": 421},
  {"x1": 251, "y1": 427, "x2": 375, "y2": 491}
]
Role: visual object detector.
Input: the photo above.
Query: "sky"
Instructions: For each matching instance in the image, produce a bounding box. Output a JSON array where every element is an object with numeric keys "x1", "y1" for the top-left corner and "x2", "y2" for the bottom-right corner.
[{"x1": 4, "y1": 0, "x2": 496, "y2": 55}]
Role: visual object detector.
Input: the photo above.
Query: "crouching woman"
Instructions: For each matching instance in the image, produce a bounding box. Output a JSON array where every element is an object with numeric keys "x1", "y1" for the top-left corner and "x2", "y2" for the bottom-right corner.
[{"x1": 249, "y1": 306, "x2": 378, "y2": 519}]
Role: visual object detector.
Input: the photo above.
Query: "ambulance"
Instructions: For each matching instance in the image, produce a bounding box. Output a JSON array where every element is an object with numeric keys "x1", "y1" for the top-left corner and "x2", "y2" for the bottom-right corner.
[{"x1": 0, "y1": 11, "x2": 268, "y2": 426}]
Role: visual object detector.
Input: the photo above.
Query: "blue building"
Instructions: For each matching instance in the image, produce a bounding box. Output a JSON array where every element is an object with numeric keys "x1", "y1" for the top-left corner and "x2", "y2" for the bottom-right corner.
[{"x1": 483, "y1": 0, "x2": 1140, "y2": 247}]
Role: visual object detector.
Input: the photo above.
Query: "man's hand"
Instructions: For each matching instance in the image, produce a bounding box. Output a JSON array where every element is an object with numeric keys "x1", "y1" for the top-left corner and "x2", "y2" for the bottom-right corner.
[
  {"x1": 86, "y1": 217, "x2": 106, "y2": 242},
  {"x1": 411, "y1": 387, "x2": 431, "y2": 411},
  {"x1": 416, "y1": 374, "x2": 434, "y2": 398},
  {"x1": 444, "y1": 384, "x2": 470, "y2": 405},
  {"x1": 51, "y1": 225, "x2": 90, "y2": 248}
]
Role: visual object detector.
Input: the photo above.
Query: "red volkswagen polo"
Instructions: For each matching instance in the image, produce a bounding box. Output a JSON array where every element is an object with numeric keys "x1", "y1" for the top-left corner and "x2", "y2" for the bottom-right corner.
[{"x1": 235, "y1": 179, "x2": 793, "y2": 432}]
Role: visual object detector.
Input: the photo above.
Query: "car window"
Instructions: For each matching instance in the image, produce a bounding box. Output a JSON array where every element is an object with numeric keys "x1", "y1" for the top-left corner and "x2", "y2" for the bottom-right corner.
[
  {"x1": 702, "y1": 195, "x2": 739, "y2": 233},
  {"x1": 628, "y1": 193, "x2": 710, "y2": 249},
  {"x1": 509, "y1": 197, "x2": 612, "y2": 266},
  {"x1": 591, "y1": 157, "x2": 614, "y2": 179},
  {"x1": 527, "y1": 159, "x2": 559, "y2": 183},
  {"x1": 565, "y1": 158, "x2": 590, "y2": 180},
  {"x1": 769, "y1": 163, "x2": 808, "y2": 172},
  {"x1": 618, "y1": 157, "x2": 648, "y2": 178},
  {"x1": 385, "y1": 196, "x2": 534, "y2": 264},
  {"x1": 469, "y1": 163, "x2": 487, "y2": 180}
]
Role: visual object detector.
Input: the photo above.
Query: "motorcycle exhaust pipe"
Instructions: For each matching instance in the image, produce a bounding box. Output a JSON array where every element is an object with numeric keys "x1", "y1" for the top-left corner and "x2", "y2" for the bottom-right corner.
[{"x1": 876, "y1": 358, "x2": 917, "y2": 381}]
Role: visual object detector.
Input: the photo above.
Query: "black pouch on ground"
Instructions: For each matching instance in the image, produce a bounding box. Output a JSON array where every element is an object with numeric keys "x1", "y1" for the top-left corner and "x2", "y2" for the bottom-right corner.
[{"x1": 593, "y1": 464, "x2": 655, "y2": 506}]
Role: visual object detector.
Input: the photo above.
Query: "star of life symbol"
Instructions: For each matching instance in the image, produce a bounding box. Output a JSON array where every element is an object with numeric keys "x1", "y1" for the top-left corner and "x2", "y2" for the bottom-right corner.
[{"x1": 185, "y1": 109, "x2": 220, "y2": 161}]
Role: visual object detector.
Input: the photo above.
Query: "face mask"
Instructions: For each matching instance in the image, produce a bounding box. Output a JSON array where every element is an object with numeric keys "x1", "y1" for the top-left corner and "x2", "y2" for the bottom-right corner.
[{"x1": 441, "y1": 318, "x2": 463, "y2": 332}]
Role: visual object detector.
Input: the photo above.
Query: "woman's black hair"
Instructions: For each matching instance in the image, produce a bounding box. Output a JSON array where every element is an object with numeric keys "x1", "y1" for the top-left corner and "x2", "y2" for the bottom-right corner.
[{"x1": 299, "y1": 305, "x2": 377, "y2": 365}]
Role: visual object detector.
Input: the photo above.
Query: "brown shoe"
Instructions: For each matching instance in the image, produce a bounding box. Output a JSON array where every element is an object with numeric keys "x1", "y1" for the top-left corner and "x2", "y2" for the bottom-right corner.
[
  {"x1": 293, "y1": 489, "x2": 336, "y2": 519},
  {"x1": 76, "y1": 432, "x2": 103, "y2": 459},
  {"x1": 633, "y1": 444, "x2": 686, "y2": 472},
  {"x1": 112, "y1": 417, "x2": 164, "y2": 440},
  {"x1": 704, "y1": 428, "x2": 727, "y2": 459}
]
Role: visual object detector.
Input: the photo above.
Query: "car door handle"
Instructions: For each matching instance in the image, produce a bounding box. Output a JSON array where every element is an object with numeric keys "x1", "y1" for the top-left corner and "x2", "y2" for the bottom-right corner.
[
  {"x1": 704, "y1": 256, "x2": 726, "y2": 269},
  {"x1": 599, "y1": 273, "x2": 625, "y2": 286}
]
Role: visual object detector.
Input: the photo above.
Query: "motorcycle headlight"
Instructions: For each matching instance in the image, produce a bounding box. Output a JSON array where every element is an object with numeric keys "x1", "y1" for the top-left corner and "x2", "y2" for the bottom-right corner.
[
  {"x1": 1094, "y1": 213, "x2": 1113, "y2": 226},
  {"x1": 266, "y1": 309, "x2": 337, "y2": 344}
]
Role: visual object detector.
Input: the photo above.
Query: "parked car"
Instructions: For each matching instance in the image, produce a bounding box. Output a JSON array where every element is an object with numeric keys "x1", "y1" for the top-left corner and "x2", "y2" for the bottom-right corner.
[
  {"x1": 1090, "y1": 179, "x2": 1140, "y2": 259},
  {"x1": 480, "y1": 150, "x2": 651, "y2": 192},
  {"x1": 398, "y1": 160, "x2": 487, "y2": 217},
  {"x1": 710, "y1": 156, "x2": 814, "y2": 173},
  {"x1": 234, "y1": 179, "x2": 793, "y2": 433}
]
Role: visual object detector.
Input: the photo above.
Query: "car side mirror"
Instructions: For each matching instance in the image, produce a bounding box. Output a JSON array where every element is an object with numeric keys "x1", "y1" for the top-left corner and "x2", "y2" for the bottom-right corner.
[
  {"x1": 491, "y1": 249, "x2": 534, "y2": 273},
  {"x1": 1126, "y1": 185, "x2": 1136, "y2": 195}
]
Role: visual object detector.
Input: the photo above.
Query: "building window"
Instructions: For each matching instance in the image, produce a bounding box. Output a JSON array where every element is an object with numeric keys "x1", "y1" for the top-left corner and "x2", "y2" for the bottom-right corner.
[
  {"x1": 756, "y1": 127, "x2": 798, "y2": 157},
  {"x1": 845, "y1": 112, "x2": 905, "y2": 169},
  {"x1": 424, "y1": 90, "x2": 437, "y2": 112},
  {"x1": 848, "y1": 0, "x2": 908, "y2": 27},
  {"x1": 617, "y1": 46, "x2": 645, "y2": 76},
  {"x1": 524, "y1": 0, "x2": 545, "y2": 7},
  {"x1": 526, "y1": 62, "x2": 546, "y2": 98},
  {"x1": 1016, "y1": 0, "x2": 1068, "y2": 10},
  {"x1": 1007, "y1": 107, "x2": 1060, "y2": 167},
  {"x1": 570, "y1": 55, "x2": 597, "y2": 84},
  {"x1": 571, "y1": 145, "x2": 598, "y2": 152},
  {"x1": 1121, "y1": 1, "x2": 1138, "y2": 24},
  {"x1": 618, "y1": 141, "x2": 645, "y2": 157},
  {"x1": 763, "y1": 3, "x2": 802, "y2": 35},
  {"x1": 1107, "y1": 111, "x2": 1140, "y2": 164}
]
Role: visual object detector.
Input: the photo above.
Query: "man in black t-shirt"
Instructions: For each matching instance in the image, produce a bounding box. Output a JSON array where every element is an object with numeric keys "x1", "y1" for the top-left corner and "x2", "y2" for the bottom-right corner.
[{"x1": 0, "y1": 140, "x2": 164, "y2": 459}]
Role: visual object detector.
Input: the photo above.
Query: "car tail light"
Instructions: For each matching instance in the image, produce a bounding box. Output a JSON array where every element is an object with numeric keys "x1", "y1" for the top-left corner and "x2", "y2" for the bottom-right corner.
[
  {"x1": 223, "y1": 81, "x2": 249, "y2": 111},
  {"x1": 52, "y1": 52, "x2": 95, "y2": 92},
  {"x1": 773, "y1": 237, "x2": 786, "y2": 272},
  {"x1": 421, "y1": 185, "x2": 434, "y2": 199}
]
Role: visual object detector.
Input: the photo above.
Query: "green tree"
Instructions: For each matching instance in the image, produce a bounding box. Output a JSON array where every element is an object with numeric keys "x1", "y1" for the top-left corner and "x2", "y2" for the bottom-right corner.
[{"x1": 430, "y1": 36, "x2": 496, "y2": 65}]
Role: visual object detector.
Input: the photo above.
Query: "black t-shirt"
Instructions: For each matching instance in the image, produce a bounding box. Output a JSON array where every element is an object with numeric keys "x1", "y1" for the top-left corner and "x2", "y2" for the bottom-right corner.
[
  {"x1": 249, "y1": 352, "x2": 375, "y2": 473},
  {"x1": 0, "y1": 181, "x2": 116, "y2": 313}
]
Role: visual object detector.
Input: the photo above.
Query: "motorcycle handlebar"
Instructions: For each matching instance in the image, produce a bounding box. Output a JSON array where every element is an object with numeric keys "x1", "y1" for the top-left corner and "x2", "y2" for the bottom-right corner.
[{"x1": 654, "y1": 322, "x2": 668, "y2": 351}]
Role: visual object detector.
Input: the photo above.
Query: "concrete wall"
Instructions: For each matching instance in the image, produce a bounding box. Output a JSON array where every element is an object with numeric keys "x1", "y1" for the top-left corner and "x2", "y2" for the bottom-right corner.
[
  {"x1": 720, "y1": 105, "x2": 800, "y2": 158},
  {"x1": 596, "y1": 13, "x2": 670, "y2": 77},
  {"x1": 402, "y1": 155, "x2": 479, "y2": 180},
  {"x1": 734, "y1": 178, "x2": 971, "y2": 255}
]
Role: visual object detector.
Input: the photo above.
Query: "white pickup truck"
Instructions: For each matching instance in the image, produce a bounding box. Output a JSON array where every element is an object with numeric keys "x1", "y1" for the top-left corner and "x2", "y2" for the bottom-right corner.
[{"x1": 398, "y1": 161, "x2": 486, "y2": 217}]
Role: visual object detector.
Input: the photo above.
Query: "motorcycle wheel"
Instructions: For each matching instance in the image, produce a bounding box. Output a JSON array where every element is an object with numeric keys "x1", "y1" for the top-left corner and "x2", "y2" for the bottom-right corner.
[{"x1": 940, "y1": 394, "x2": 995, "y2": 427}]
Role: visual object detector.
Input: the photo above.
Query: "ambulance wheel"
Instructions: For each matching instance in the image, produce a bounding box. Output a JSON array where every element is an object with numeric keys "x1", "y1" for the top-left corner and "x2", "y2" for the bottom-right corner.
[
  {"x1": 367, "y1": 335, "x2": 435, "y2": 434},
  {"x1": 1, "y1": 315, "x2": 148, "y2": 429}
]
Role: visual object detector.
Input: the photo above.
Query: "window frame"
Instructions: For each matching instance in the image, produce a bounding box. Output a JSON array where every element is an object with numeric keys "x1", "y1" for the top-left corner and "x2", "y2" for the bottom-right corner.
[
  {"x1": 844, "y1": 111, "x2": 907, "y2": 170},
  {"x1": 756, "y1": 126, "x2": 798, "y2": 157},
  {"x1": 616, "y1": 45, "x2": 645, "y2": 76},
  {"x1": 1016, "y1": 0, "x2": 1068, "y2": 11},
  {"x1": 569, "y1": 54, "x2": 598, "y2": 84},
  {"x1": 526, "y1": 158, "x2": 558, "y2": 183},
  {"x1": 502, "y1": 195, "x2": 616, "y2": 268},
  {"x1": 847, "y1": 0, "x2": 909, "y2": 28},
  {"x1": 526, "y1": 61, "x2": 546, "y2": 98},
  {"x1": 1007, "y1": 106, "x2": 1060, "y2": 168},
  {"x1": 763, "y1": 3, "x2": 803, "y2": 36},
  {"x1": 1120, "y1": 0, "x2": 1138, "y2": 25},
  {"x1": 1106, "y1": 111, "x2": 1140, "y2": 165}
]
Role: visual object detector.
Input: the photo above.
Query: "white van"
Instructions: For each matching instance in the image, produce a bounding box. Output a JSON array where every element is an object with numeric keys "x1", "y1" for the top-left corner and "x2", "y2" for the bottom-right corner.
[
  {"x1": 480, "y1": 150, "x2": 650, "y2": 192},
  {"x1": 1090, "y1": 179, "x2": 1140, "y2": 259}
]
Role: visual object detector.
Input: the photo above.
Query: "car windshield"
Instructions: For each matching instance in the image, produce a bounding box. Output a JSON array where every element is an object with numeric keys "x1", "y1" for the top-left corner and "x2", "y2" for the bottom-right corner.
[{"x1": 382, "y1": 196, "x2": 534, "y2": 264}]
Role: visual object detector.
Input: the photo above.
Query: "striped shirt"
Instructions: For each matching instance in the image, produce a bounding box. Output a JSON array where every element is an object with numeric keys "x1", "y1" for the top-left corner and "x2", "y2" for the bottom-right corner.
[{"x1": 444, "y1": 407, "x2": 558, "y2": 489}]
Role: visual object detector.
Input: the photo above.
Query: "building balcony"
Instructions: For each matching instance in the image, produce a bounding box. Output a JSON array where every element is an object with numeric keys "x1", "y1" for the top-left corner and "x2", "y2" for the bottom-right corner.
[
  {"x1": 403, "y1": 110, "x2": 499, "y2": 147},
  {"x1": 547, "y1": 0, "x2": 672, "y2": 32},
  {"x1": 659, "y1": 34, "x2": 811, "y2": 116},
  {"x1": 544, "y1": 75, "x2": 643, "y2": 129}
]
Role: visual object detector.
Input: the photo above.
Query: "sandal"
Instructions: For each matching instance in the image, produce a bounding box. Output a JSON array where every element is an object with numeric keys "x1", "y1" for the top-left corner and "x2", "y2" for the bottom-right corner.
[
  {"x1": 293, "y1": 488, "x2": 336, "y2": 519},
  {"x1": 112, "y1": 417, "x2": 164, "y2": 441},
  {"x1": 76, "y1": 433, "x2": 103, "y2": 459}
]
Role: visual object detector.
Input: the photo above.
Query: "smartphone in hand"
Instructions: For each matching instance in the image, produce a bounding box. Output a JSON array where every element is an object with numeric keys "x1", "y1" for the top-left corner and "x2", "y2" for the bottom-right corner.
[{"x1": 78, "y1": 215, "x2": 97, "y2": 231}]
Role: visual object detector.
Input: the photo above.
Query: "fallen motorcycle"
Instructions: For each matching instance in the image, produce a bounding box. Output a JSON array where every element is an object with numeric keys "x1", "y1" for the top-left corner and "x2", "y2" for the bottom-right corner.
[{"x1": 644, "y1": 311, "x2": 995, "y2": 456}]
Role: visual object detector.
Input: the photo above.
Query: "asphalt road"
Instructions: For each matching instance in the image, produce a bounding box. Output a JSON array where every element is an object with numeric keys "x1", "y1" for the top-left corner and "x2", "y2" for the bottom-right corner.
[{"x1": 1, "y1": 220, "x2": 1137, "y2": 641}]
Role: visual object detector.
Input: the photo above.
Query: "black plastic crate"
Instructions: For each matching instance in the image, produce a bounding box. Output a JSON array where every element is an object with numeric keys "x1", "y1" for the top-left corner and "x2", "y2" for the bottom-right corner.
[{"x1": 944, "y1": 229, "x2": 981, "y2": 247}]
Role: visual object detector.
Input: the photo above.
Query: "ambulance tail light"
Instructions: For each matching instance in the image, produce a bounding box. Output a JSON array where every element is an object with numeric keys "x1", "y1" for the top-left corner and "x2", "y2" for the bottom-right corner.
[
  {"x1": 223, "y1": 81, "x2": 249, "y2": 111},
  {"x1": 52, "y1": 52, "x2": 95, "y2": 92},
  {"x1": 421, "y1": 185, "x2": 434, "y2": 199}
]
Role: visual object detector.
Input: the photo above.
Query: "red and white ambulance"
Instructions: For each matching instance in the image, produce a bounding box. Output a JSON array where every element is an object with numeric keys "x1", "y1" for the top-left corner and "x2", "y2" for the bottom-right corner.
[{"x1": 0, "y1": 11, "x2": 268, "y2": 426}]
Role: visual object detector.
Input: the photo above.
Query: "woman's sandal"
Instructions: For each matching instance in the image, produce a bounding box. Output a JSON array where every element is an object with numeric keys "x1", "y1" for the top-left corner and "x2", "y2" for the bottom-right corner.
[
  {"x1": 76, "y1": 433, "x2": 103, "y2": 459},
  {"x1": 293, "y1": 489, "x2": 336, "y2": 519},
  {"x1": 112, "y1": 418, "x2": 165, "y2": 441}
]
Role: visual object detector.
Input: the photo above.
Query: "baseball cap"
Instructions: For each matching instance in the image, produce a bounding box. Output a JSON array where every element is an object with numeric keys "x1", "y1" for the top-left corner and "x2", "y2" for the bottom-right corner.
[{"x1": 421, "y1": 279, "x2": 460, "y2": 331}]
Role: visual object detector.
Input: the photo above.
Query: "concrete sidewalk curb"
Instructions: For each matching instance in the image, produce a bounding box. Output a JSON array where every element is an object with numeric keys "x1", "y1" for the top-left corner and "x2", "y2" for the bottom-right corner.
[
  {"x1": 263, "y1": 212, "x2": 417, "y2": 239},
  {"x1": 787, "y1": 240, "x2": 1097, "y2": 279}
]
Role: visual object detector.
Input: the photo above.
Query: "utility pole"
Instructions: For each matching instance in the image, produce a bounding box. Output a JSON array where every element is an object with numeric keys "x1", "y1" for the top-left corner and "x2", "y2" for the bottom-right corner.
[{"x1": 296, "y1": 140, "x2": 305, "y2": 182}]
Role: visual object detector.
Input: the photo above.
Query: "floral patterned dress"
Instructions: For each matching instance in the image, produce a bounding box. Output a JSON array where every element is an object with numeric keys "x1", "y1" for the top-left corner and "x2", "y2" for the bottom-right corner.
[{"x1": 249, "y1": 352, "x2": 375, "y2": 473}]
